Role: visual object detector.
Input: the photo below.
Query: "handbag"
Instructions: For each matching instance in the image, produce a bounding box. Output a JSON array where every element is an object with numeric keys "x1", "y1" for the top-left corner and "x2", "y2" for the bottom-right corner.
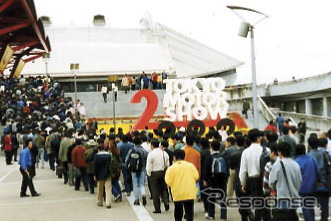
[
  {"x1": 272, "y1": 160, "x2": 299, "y2": 221},
  {"x1": 73, "y1": 168, "x2": 82, "y2": 178},
  {"x1": 56, "y1": 164, "x2": 66, "y2": 176}
]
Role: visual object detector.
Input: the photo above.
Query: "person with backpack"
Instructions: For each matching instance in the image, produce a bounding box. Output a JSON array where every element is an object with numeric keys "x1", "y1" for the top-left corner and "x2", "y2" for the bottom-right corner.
[
  {"x1": 239, "y1": 129, "x2": 266, "y2": 221},
  {"x1": 92, "y1": 144, "x2": 111, "y2": 209},
  {"x1": 203, "y1": 140, "x2": 229, "y2": 220},
  {"x1": 125, "y1": 136, "x2": 148, "y2": 206},
  {"x1": 146, "y1": 139, "x2": 170, "y2": 213},
  {"x1": 165, "y1": 149, "x2": 199, "y2": 221}
]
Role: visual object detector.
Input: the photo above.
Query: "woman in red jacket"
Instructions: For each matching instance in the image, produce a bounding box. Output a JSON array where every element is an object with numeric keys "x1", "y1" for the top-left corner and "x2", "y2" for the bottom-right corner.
[{"x1": 4, "y1": 131, "x2": 12, "y2": 165}]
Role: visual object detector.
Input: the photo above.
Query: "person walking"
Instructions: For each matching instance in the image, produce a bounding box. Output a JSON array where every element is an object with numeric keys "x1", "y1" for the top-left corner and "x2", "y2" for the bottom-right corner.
[
  {"x1": 121, "y1": 74, "x2": 129, "y2": 94},
  {"x1": 297, "y1": 118, "x2": 307, "y2": 144},
  {"x1": 269, "y1": 142, "x2": 302, "y2": 221},
  {"x1": 165, "y1": 149, "x2": 199, "y2": 221},
  {"x1": 18, "y1": 138, "x2": 40, "y2": 197},
  {"x1": 242, "y1": 99, "x2": 250, "y2": 119},
  {"x1": 239, "y1": 129, "x2": 265, "y2": 221},
  {"x1": 93, "y1": 145, "x2": 112, "y2": 208},
  {"x1": 35, "y1": 130, "x2": 45, "y2": 169},
  {"x1": 112, "y1": 83, "x2": 118, "y2": 102},
  {"x1": 58, "y1": 131, "x2": 72, "y2": 184},
  {"x1": 101, "y1": 85, "x2": 108, "y2": 103},
  {"x1": 71, "y1": 138, "x2": 88, "y2": 191},
  {"x1": 276, "y1": 113, "x2": 285, "y2": 136},
  {"x1": 125, "y1": 137, "x2": 148, "y2": 205},
  {"x1": 308, "y1": 136, "x2": 329, "y2": 221},
  {"x1": 4, "y1": 131, "x2": 12, "y2": 165},
  {"x1": 146, "y1": 139, "x2": 170, "y2": 213},
  {"x1": 119, "y1": 134, "x2": 133, "y2": 196},
  {"x1": 203, "y1": 140, "x2": 229, "y2": 220},
  {"x1": 294, "y1": 144, "x2": 318, "y2": 221}
]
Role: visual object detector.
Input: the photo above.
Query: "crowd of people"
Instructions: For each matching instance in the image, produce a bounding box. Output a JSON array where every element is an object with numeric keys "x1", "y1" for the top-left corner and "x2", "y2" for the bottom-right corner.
[
  {"x1": 120, "y1": 71, "x2": 167, "y2": 93},
  {"x1": 1, "y1": 75, "x2": 331, "y2": 221}
]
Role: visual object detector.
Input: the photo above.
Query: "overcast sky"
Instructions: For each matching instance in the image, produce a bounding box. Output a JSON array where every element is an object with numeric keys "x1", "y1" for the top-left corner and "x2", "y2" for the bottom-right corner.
[{"x1": 34, "y1": 0, "x2": 331, "y2": 84}]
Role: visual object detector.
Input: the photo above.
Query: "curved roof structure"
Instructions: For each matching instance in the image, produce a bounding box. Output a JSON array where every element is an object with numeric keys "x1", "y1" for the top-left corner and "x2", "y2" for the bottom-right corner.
[
  {"x1": 21, "y1": 20, "x2": 242, "y2": 81},
  {"x1": 0, "y1": 0, "x2": 50, "y2": 77}
]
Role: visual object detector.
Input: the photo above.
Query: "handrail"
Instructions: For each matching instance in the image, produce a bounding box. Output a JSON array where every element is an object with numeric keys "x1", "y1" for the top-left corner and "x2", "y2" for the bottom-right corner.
[{"x1": 257, "y1": 95, "x2": 275, "y2": 123}]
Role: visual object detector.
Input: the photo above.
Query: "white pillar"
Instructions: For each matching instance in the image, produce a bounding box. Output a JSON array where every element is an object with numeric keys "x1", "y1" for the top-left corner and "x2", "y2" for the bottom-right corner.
[
  {"x1": 322, "y1": 96, "x2": 328, "y2": 117},
  {"x1": 305, "y1": 99, "x2": 312, "y2": 115}
]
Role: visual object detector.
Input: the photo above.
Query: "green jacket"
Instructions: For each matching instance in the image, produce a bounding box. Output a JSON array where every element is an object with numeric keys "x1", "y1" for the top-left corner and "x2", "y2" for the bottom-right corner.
[{"x1": 58, "y1": 138, "x2": 72, "y2": 162}]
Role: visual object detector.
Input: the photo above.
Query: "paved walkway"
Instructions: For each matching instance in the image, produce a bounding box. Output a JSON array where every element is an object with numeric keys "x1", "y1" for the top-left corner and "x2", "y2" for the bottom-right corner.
[{"x1": 0, "y1": 152, "x2": 242, "y2": 221}]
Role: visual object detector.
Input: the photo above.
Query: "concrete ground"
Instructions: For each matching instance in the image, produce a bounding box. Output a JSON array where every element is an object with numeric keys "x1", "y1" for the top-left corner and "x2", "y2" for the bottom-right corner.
[{"x1": 0, "y1": 152, "x2": 242, "y2": 221}]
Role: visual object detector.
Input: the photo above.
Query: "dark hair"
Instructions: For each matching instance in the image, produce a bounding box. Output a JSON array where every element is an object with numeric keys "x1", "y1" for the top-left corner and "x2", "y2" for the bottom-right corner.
[
  {"x1": 108, "y1": 134, "x2": 116, "y2": 141},
  {"x1": 25, "y1": 138, "x2": 32, "y2": 147},
  {"x1": 122, "y1": 134, "x2": 130, "y2": 143},
  {"x1": 266, "y1": 132, "x2": 279, "y2": 143},
  {"x1": 308, "y1": 136, "x2": 319, "y2": 149},
  {"x1": 289, "y1": 126, "x2": 297, "y2": 134},
  {"x1": 269, "y1": 143, "x2": 278, "y2": 156},
  {"x1": 248, "y1": 129, "x2": 263, "y2": 143},
  {"x1": 161, "y1": 140, "x2": 169, "y2": 148},
  {"x1": 318, "y1": 138, "x2": 328, "y2": 148},
  {"x1": 133, "y1": 136, "x2": 142, "y2": 145},
  {"x1": 212, "y1": 130, "x2": 221, "y2": 140},
  {"x1": 282, "y1": 126, "x2": 290, "y2": 135},
  {"x1": 328, "y1": 129, "x2": 331, "y2": 139},
  {"x1": 97, "y1": 144, "x2": 104, "y2": 151},
  {"x1": 186, "y1": 135, "x2": 194, "y2": 146},
  {"x1": 226, "y1": 137, "x2": 236, "y2": 145},
  {"x1": 151, "y1": 139, "x2": 159, "y2": 148},
  {"x1": 133, "y1": 130, "x2": 140, "y2": 137},
  {"x1": 295, "y1": 144, "x2": 306, "y2": 156},
  {"x1": 174, "y1": 149, "x2": 185, "y2": 160},
  {"x1": 76, "y1": 138, "x2": 82, "y2": 145},
  {"x1": 211, "y1": 140, "x2": 221, "y2": 151},
  {"x1": 200, "y1": 138, "x2": 209, "y2": 150},
  {"x1": 141, "y1": 135, "x2": 147, "y2": 142},
  {"x1": 278, "y1": 142, "x2": 291, "y2": 157},
  {"x1": 235, "y1": 135, "x2": 245, "y2": 147}
]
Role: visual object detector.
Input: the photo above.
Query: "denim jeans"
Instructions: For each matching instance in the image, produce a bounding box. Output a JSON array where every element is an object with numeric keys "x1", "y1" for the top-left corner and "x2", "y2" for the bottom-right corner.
[
  {"x1": 131, "y1": 171, "x2": 146, "y2": 200},
  {"x1": 111, "y1": 176, "x2": 121, "y2": 197},
  {"x1": 37, "y1": 148, "x2": 44, "y2": 168},
  {"x1": 317, "y1": 196, "x2": 329, "y2": 221},
  {"x1": 121, "y1": 165, "x2": 131, "y2": 194}
]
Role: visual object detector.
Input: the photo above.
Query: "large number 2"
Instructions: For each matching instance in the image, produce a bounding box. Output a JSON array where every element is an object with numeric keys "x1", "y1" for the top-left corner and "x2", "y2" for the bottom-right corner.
[{"x1": 131, "y1": 90, "x2": 159, "y2": 130}]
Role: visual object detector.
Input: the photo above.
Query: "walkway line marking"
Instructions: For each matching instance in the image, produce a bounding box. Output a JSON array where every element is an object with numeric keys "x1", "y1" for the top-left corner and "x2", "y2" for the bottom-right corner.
[
  {"x1": 0, "y1": 165, "x2": 18, "y2": 183},
  {"x1": 126, "y1": 194, "x2": 154, "y2": 221},
  {"x1": 0, "y1": 196, "x2": 95, "y2": 207}
]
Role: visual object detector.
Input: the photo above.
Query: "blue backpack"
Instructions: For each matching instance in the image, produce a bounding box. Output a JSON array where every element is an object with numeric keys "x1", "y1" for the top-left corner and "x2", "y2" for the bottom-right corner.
[{"x1": 211, "y1": 153, "x2": 228, "y2": 176}]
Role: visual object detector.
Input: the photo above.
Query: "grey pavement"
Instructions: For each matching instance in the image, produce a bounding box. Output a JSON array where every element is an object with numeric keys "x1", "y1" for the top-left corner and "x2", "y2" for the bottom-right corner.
[{"x1": 0, "y1": 151, "x2": 241, "y2": 221}]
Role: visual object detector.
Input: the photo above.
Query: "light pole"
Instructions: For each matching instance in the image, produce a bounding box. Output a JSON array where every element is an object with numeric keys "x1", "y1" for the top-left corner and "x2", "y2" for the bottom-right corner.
[
  {"x1": 42, "y1": 53, "x2": 50, "y2": 82},
  {"x1": 227, "y1": 6, "x2": 268, "y2": 129},
  {"x1": 70, "y1": 63, "x2": 79, "y2": 117}
]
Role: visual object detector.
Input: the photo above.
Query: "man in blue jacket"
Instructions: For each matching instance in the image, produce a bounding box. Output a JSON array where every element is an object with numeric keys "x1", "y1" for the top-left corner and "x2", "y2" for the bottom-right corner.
[
  {"x1": 295, "y1": 144, "x2": 318, "y2": 221},
  {"x1": 308, "y1": 136, "x2": 329, "y2": 221},
  {"x1": 18, "y1": 138, "x2": 40, "y2": 197}
]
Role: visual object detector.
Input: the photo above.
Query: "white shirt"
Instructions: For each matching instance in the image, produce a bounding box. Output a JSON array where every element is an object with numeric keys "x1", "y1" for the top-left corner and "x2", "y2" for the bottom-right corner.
[
  {"x1": 146, "y1": 148, "x2": 169, "y2": 176},
  {"x1": 239, "y1": 143, "x2": 263, "y2": 186},
  {"x1": 141, "y1": 142, "x2": 151, "y2": 153},
  {"x1": 101, "y1": 86, "x2": 108, "y2": 93}
]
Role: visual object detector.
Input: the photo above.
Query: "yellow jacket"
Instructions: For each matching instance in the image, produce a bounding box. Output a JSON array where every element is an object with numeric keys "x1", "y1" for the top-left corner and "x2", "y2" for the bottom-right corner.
[{"x1": 165, "y1": 160, "x2": 199, "y2": 202}]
